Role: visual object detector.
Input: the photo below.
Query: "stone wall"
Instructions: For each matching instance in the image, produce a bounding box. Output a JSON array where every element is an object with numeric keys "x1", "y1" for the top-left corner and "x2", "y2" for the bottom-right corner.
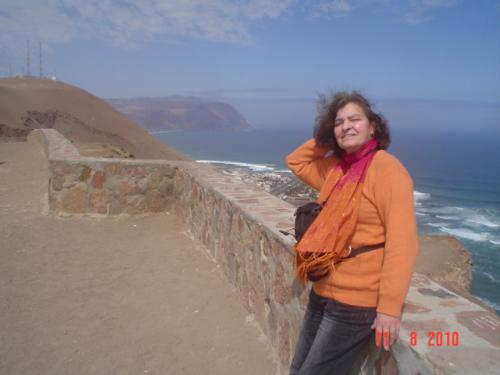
[
  {"x1": 170, "y1": 162, "x2": 305, "y2": 373},
  {"x1": 28, "y1": 129, "x2": 500, "y2": 375},
  {"x1": 31, "y1": 129, "x2": 177, "y2": 215},
  {"x1": 48, "y1": 159, "x2": 176, "y2": 215}
]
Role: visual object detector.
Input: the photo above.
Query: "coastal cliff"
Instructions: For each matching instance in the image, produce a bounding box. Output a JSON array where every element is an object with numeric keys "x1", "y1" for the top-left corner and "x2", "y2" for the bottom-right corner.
[
  {"x1": 417, "y1": 236, "x2": 472, "y2": 295},
  {"x1": 107, "y1": 96, "x2": 251, "y2": 132}
]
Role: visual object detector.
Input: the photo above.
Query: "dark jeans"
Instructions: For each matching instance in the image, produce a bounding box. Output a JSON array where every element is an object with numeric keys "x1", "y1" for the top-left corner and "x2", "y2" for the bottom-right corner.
[{"x1": 289, "y1": 289, "x2": 376, "y2": 375}]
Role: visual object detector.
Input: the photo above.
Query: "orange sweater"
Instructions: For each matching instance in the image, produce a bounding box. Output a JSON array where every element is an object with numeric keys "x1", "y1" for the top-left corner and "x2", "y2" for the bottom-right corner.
[{"x1": 285, "y1": 139, "x2": 418, "y2": 317}]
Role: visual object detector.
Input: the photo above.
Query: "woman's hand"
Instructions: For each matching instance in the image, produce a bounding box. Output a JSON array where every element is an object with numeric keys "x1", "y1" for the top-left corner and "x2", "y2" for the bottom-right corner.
[{"x1": 371, "y1": 312, "x2": 401, "y2": 350}]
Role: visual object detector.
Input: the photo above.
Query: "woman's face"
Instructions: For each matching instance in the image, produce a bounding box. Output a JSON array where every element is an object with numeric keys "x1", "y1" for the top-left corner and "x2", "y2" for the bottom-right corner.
[{"x1": 334, "y1": 102, "x2": 374, "y2": 154}]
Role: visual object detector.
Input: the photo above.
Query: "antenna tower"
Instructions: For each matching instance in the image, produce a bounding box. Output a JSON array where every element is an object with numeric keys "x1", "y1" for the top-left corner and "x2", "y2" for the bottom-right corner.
[
  {"x1": 26, "y1": 39, "x2": 31, "y2": 76},
  {"x1": 39, "y1": 41, "x2": 43, "y2": 77}
]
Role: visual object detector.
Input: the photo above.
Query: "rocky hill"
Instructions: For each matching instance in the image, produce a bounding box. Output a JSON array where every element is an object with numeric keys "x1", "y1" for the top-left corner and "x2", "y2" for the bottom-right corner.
[
  {"x1": 107, "y1": 96, "x2": 251, "y2": 132},
  {"x1": 0, "y1": 77, "x2": 189, "y2": 160}
]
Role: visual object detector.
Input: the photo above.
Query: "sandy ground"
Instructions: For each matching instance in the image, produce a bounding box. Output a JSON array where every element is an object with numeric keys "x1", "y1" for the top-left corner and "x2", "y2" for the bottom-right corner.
[
  {"x1": 0, "y1": 142, "x2": 278, "y2": 374},
  {"x1": 76, "y1": 142, "x2": 135, "y2": 159}
]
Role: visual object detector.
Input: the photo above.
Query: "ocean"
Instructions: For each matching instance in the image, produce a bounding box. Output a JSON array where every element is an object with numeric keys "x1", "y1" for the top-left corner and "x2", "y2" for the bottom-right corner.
[{"x1": 155, "y1": 127, "x2": 500, "y2": 313}]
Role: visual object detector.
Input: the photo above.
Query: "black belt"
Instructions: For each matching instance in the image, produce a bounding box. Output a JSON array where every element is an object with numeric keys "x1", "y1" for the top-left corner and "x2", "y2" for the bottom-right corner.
[
  {"x1": 337, "y1": 242, "x2": 385, "y2": 262},
  {"x1": 306, "y1": 242, "x2": 386, "y2": 282}
]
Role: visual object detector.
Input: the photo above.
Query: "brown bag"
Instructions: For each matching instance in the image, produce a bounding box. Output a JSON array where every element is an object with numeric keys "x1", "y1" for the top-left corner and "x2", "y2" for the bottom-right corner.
[{"x1": 294, "y1": 201, "x2": 322, "y2": 242}]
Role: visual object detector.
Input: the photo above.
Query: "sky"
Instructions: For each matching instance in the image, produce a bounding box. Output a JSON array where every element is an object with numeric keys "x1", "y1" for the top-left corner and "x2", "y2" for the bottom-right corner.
[{"x1": 0, "y1": 0, "x2": 499, "y2": 130}]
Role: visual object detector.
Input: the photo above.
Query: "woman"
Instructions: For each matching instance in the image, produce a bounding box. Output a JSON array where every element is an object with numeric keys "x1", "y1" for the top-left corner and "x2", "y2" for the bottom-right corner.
[{"x1": 286, "y1": 91, "x2": 418, "y2": 375}]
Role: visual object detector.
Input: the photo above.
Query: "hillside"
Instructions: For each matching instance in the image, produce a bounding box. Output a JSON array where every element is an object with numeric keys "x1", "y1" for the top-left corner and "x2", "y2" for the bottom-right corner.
[
  {"x1": 0, "y1": 77, "x2": 189, "y2": 160},
  {"x1": 108, "y1": 96, "x2": 251, "y2": 132}
]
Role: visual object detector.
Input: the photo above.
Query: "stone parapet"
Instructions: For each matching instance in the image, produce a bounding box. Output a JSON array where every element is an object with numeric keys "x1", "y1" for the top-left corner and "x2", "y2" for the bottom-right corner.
[
  {"x1": 27, "y1": 129, "x2": 500, "y2": 374},
  {"x1": 170, "y1": 161, "x2": 301, "y2": 373},
  {"x1": 28, "y1": 129, "x2": 176, "y2": 215},
  {"x1": 28, "y1": 128, "x2": 80, "y2": 159},
  {"x1": 47, "y1": 158, "x2": 176, "y2": 215}
]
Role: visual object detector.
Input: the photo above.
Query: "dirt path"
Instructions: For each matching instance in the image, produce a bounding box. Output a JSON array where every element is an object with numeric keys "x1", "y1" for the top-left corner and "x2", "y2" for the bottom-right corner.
[{"x1": 0, "y1": 142, "x2": 278, "y2": 375}]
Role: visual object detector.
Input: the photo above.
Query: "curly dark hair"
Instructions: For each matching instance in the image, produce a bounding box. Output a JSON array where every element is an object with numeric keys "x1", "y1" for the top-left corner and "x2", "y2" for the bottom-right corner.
[{"x1": 313, "y1": 91, "x2": 390, "y2": 156}]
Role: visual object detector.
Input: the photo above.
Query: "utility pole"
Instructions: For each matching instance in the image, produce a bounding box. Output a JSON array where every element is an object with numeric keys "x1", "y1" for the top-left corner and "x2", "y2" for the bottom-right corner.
[
  {"x1": 26, "y1": 39, "x2": 31, "y2": 76},
  {"x1": 39, "y1": 41, "x2": 43, "y2": 77}
]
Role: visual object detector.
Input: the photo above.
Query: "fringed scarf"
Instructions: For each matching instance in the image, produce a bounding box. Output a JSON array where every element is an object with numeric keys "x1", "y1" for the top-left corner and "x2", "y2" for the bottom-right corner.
[{"x1": 295, "y1": 139, "x2": 379, "y2": 284}]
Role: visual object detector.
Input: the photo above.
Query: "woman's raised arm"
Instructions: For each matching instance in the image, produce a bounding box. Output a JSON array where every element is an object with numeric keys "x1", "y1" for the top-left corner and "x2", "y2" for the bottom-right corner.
[{"x1": 285, "y1": 138, "x2": 336, "y2": 191}]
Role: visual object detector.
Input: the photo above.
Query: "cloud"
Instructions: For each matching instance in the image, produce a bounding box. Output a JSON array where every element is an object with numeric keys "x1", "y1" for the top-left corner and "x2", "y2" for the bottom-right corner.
[
  {"x1": 242, "y1": 0, "x2": 296, "y2": 19},
  {"x1": 312, "y1": 0, "x2": 352, "y2": 17},
  {"x1": 0, "y1": 0, "x2": 461, "y2": 61},
  {"x1": 0, "y1": 0, "x2": 296, "y2": 56},
  {"x1": 310, "y1": 0, "x2": 460, "y2": 22},
  {"x1": 0, "y1": 1, "x2": 77, "y2": 48},
  {"x1": 400, "y1": 0, "x2": 457, "y2": 24}
]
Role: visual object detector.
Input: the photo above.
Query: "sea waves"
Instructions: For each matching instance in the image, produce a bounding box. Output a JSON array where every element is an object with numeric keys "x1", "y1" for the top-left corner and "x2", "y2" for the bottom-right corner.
[
  {"x1": 408, "y1": 186, "x2": 499, "y2": 314},
  {"x1": 415, "y1": 191, "x2": 500, "y2": 246},
  {"x1": 197, "y1": 160, "x2": 278, "y2": 172},
  {"x1": 439, "y1": 228, "x2": 490, "y2": 242},
  {"x1": 197, "y1": 159, "x2": 293, "y2": 173},
  {"x1": 413, "y1": 190, "x2": 430, "y2": 201}
]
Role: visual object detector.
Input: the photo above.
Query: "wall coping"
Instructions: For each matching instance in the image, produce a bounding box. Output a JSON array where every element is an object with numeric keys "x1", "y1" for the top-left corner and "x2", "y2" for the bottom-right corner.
[{"x1": 29, "y1": 128, "x2": 80, "y2": 159}]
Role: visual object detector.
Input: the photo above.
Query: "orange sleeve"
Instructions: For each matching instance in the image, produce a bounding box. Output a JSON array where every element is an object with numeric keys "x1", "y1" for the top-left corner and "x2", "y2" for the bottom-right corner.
[
  {"x1": 285, "y1": 138, "x2": 336, "y2": 191},
  {"x1": 372, "y1": 155, "x2": 419, "y2": 317}
]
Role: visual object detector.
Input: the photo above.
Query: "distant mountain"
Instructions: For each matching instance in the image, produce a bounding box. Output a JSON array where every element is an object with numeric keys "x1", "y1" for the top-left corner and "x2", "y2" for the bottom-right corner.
[
  {"x1": 107, "y1": 96, "x2": 251, "y2": 132},
  {"x1": 0, "y1": 77, "x2": 189, "y2": 160}
]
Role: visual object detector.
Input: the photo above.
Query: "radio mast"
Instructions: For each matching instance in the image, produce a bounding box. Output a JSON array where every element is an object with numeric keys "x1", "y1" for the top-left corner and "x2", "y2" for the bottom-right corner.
[
  {"x1": 26, "y1": 39, "x2": 31, "y2": 76},
  {"x1": 39, "y1": 41, "x2": 43, "y2": 77}
]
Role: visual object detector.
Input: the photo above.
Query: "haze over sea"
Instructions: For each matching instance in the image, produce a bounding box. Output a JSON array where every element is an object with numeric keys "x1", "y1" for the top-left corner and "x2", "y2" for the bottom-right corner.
[{"x1": 156, "y1": 115, "x2": 500, "y2": 314}]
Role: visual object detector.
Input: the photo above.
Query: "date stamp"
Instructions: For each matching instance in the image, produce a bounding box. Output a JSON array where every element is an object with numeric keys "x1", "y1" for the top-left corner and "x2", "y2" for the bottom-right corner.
[{"x1": 409, "y1": 331, "x2": 460, "y2": 347}]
